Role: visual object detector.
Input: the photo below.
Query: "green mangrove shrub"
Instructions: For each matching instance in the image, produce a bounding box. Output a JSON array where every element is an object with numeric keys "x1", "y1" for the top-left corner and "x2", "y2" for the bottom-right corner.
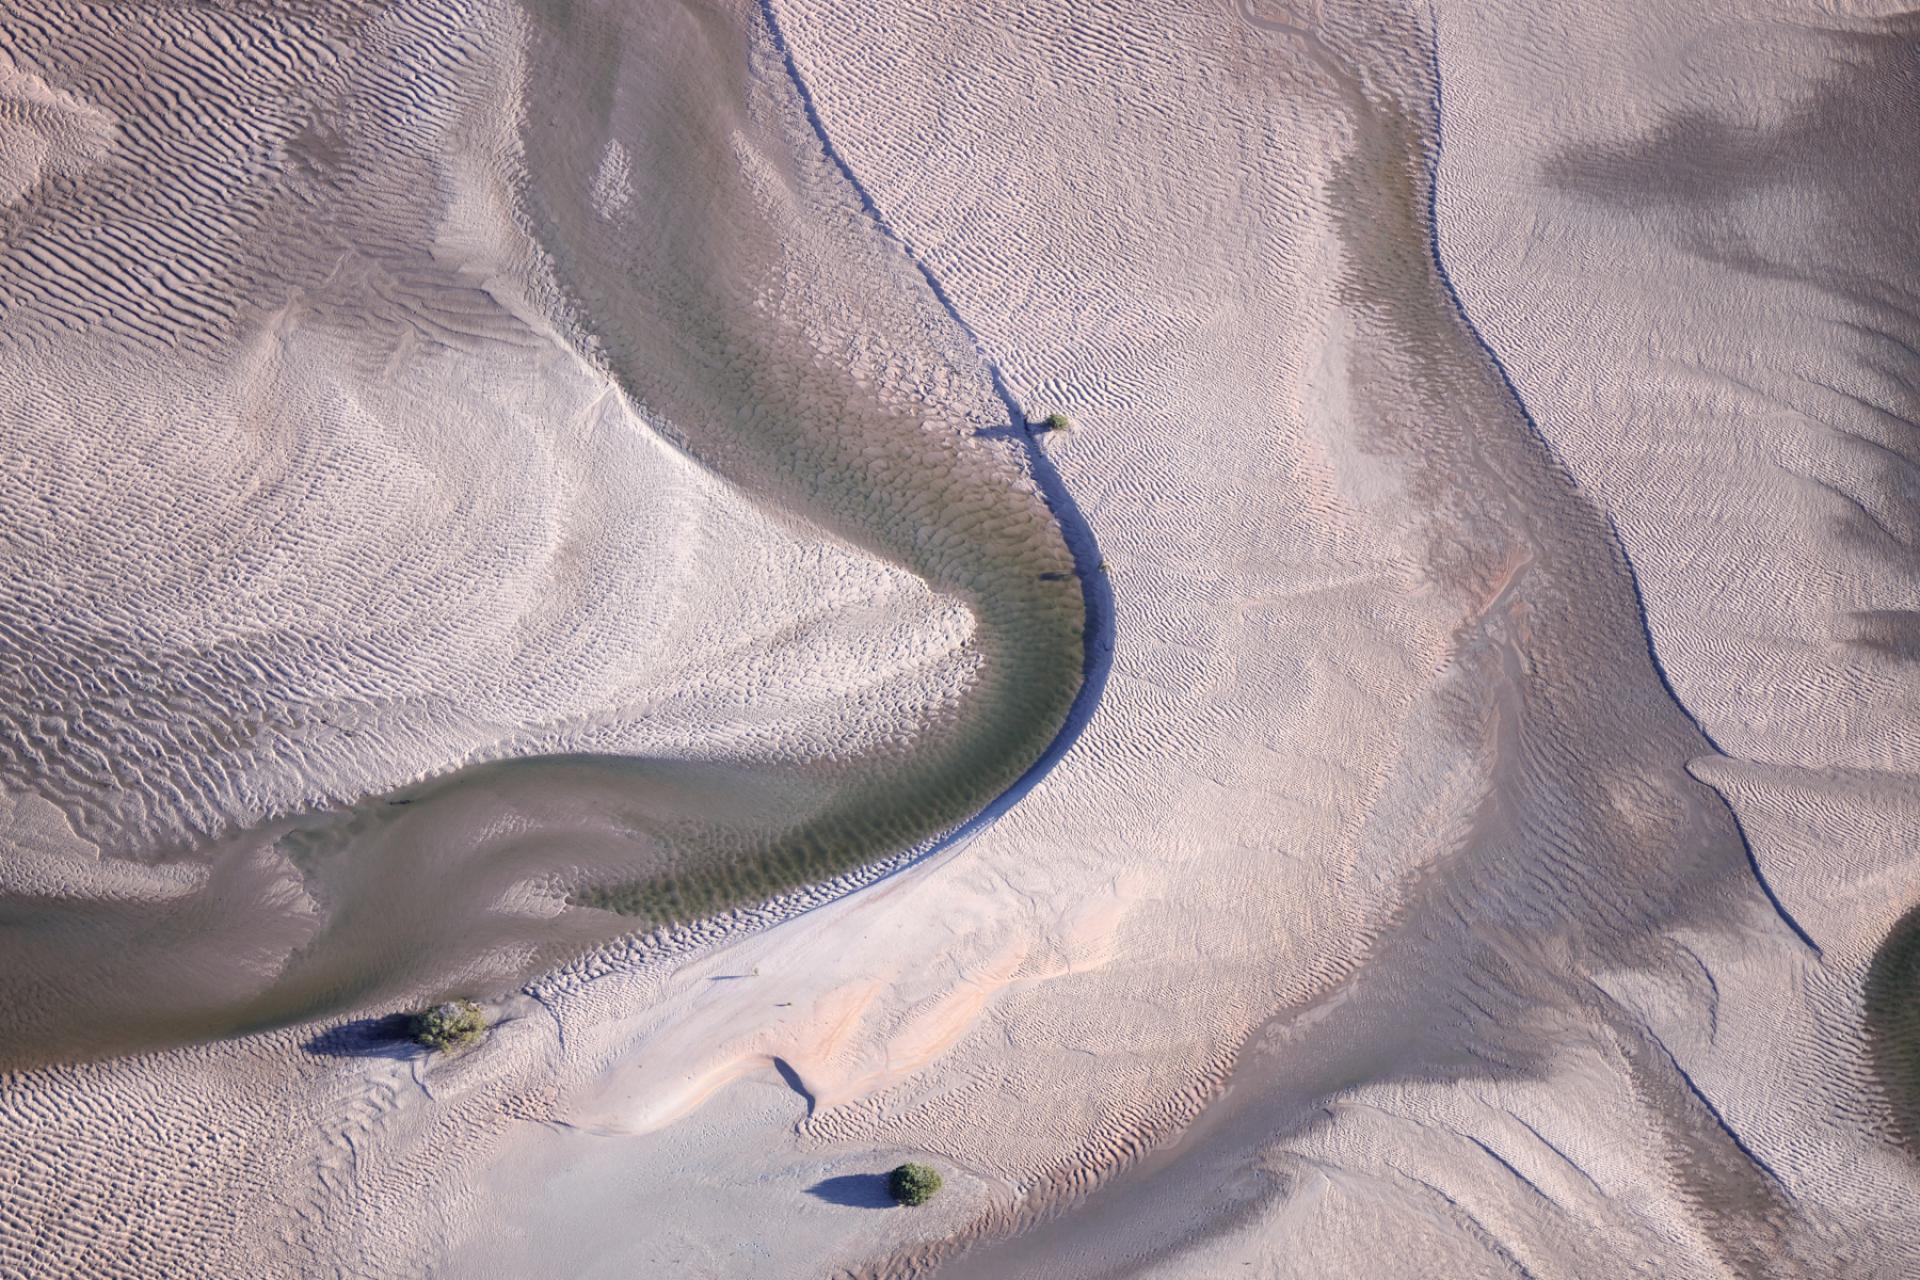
[
  {"x1": 410, "y1": 999, "x2": 488, "y2": 1051},
  {"x1": 888, "y1": 1162, "x2": 943, "y2": 1207}
]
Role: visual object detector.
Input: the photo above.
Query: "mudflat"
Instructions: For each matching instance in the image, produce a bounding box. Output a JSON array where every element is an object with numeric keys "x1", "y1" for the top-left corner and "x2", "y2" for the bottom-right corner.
[{"x1": 0, "y1": 1, "x2": 1912, "y2": 1277}]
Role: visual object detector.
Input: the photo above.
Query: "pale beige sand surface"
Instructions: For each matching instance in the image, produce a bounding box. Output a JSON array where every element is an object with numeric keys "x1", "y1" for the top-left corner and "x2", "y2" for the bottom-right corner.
[
  {"x1": 0, "y1": 0, "x2": 1082, "y2": 1068},
  {"x1": 2, "y1": 0, "x2": 1917, "y2": 1277}
]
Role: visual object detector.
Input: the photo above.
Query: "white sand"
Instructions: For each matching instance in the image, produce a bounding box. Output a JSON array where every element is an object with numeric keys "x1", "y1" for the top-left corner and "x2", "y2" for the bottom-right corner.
[{"x1": 2, "y1": 0, "x2": 1916, "y2": 1277}]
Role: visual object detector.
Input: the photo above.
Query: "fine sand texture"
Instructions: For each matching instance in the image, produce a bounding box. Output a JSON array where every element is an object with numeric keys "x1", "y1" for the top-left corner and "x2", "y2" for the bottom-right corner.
[{"x1": 3, "y1": 0, "x2": 1918, "y2": 1277}]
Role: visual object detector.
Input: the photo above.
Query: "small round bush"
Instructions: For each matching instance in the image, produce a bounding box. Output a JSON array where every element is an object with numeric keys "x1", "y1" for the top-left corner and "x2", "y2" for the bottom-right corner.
[
  {"x1": 888, "y1": 1162, "x2": 942, "y2": 1207},
  {"x1": 410, "y1": 999, "x2": 488, "y2": 1051},
  {"x1": 1041, "y1": 412, "x2": 1072, "y2": 433}
]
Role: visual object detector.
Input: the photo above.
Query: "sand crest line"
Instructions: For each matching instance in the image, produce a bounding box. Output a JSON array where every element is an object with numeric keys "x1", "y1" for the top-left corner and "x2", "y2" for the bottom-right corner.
[
  {"x1": 528, "y1": 1, "x2": 1117, "y2": 1006},
  {"x1": 754, "y1": 0, "x2": 1113, "y2": 749},
  {"x1": 1419, "y1": 0, "x2": 1818, "y2": 958},
  {"x1": 756, "y1": 0, "x2": 1115, "y2": 847}
]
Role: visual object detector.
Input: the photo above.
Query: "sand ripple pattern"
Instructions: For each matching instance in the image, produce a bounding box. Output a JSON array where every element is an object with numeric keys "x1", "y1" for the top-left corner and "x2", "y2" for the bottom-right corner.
[
  {"x1": 0, "y1": 0, "x2": 542, "y2": 852},
  {"x1": 0, "y1": 1, "x2": 526, "y2": 354},
  {"x1": 0, "y1": 0, "x2": 1083, "y2": 1067}
]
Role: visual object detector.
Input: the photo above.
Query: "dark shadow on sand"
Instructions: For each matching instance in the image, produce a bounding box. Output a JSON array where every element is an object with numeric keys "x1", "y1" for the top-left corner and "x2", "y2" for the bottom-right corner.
[
  {"x1": 1865, "y1": 902, "x2": 1920, "y2": 1159},
  {"x1": 805, "y1": 1174, "x2": 896, "y2": 1209},
  {"x1": 302, "y1": 1013, "x2": 419, "y2": 1060}
]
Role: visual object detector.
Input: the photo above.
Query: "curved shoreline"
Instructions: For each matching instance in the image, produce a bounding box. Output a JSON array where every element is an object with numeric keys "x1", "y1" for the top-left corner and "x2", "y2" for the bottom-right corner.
[
  {"x1": 0, "y1": 0, "x2": 1116, "y2": 1069},
  {"x1": 527, "y1": 1, "x2": 1117, "y2": 1000},
  {"x1": 755, "y1": 0, "x2": 1116, "y2": 831}
]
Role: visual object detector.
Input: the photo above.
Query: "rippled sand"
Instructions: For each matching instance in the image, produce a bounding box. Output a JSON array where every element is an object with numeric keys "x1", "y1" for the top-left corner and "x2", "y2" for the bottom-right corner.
[
  {"x1": 2, "y1": 0, "x2": 1917, "y2": 1277},
  {"x1": 0, "y1": 0, "x2": 1085, "y2": 1071}
]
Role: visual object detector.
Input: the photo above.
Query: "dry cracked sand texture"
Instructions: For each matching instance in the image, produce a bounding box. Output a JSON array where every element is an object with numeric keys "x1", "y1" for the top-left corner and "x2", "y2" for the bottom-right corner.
[{"x1": 1, "y1": 0, "x2": 1917, "y2": 1277}]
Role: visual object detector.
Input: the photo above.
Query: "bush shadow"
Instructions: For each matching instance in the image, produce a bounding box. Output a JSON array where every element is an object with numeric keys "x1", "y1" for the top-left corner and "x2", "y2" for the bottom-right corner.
[
  {"x1": 302, "y1": 1012, "x2": 419, "y2": 1060},
  {"x1": 805, "y1": 1173, "x2": 895, "y2": 1209}
]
